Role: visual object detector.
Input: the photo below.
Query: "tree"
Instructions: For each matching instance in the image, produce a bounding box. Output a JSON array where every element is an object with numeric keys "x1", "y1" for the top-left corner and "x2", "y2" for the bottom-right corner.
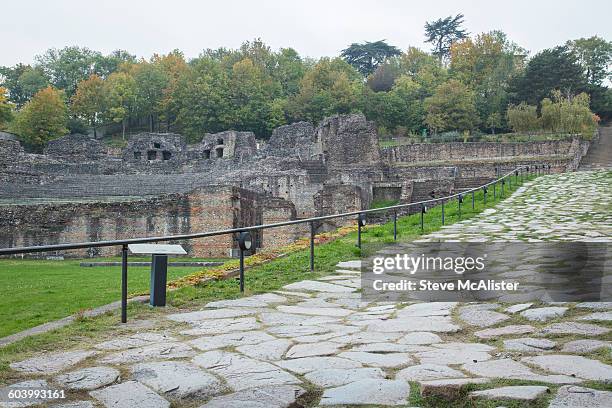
[
  {"x1": 0, "y1": 87, "x2": 13, "y2": 129},
  {"x1": 567, "y1": 36, "x2": 612, "y2": 86},
  {"x1": 94, "y1": 50, "x2": 137, "y2": 78},
  {"x1": 132, "y1": 62, "x2": 169, "y2": 131},
  {"x1": 506, "y1": 102, "x2": 540, "y2": 133},
  {"x1": 71, "y1": 74, "x2": 106, "y2": 137},
  {"x1": 0, "y1": 64, "x2": 49, "y2": 107},
  {"x1": 172, "y1": 57, "x2": 233, "y2": 141},
  {"x1": 509, "y1": 46, "x2": 585, "y2": 106},
  {"x1": 424, "y1": 14, "x2": 468, "y2": 63},
  {"x1": 35, "y1": 46, "x2": 103, "y2": 97},
  {"x1": 367, "y1": 62, "x2": 400, "y2": 92},
  {"x1": 541, "y1": 91, "x2": 597, "y2": 135},
  {"x1": 151, "y1": 50, "x2": 190, "y2": 131},
  {"x1": 424, "y1": 79, "x2": 478, "y2": 133},
  {"x1": 12, "y1": 86, "x2": 68, "y2": 148},
  {"x1": 105, "y1": 72, "x2": 137, "y2": 139},
  {"x1": 341, "y1": 40, "x2": 401, "y2": 76},
  {"x1": 451, "y1": 31, "x2": 526, "y2": 132},
  {"x1": 286, "y1": 58, "x2": 362, "y2": 123}
]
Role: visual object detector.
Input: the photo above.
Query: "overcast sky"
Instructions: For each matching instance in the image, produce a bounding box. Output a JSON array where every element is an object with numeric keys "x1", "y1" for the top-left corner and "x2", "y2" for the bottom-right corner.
[{"x1": 2, "y1": 0, "x2": 611, "y2": 66}]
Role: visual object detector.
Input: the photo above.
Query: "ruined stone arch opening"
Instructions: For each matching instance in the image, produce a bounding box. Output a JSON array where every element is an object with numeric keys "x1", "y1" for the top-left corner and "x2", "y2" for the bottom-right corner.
[
  {"x1": 203, "y1": 150, "x2": 211, "y2": 159},
  {"x1": 147, "y1": 150, "x2": 157, "y2": 160},
  {"x1": 133, "y1": 151, "x2": 141, "y2": 160},
  {"x1": 216, "y1": 147, "x2": 224, "y2": 158},
  {"x1": 153, "y1": 142, "x2": 161, "y2": 149},
  {"x1": 217, "y1": 138, "x2": 224, "y2": 145},
  {"x1": 162, "y1": 151, "x2": 172, "y2": 161}
]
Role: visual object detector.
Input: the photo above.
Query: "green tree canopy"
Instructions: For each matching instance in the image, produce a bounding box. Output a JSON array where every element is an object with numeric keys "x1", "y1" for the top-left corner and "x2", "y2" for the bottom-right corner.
[
  {"x1": 71, "y1": 74, "x2": 106, "y2": 137},
  {"x1": 567, "y1": 36, "x2": 612, "y2": 86},
  {"x1": 424, "y1": 14, "x2": 468, "y2": 63},
  {"x1": 104, "y1": 72, "x2": 137, "y2": 139},
  {"x1": 341, "y1": 40, "x2": 401, "y2": 76},
  {"x1": 509, "y1": 46, "x2": 585, "y2": 106},
  {"x1": 0, "y1": 87, "x2": 13, "y2": 129},
  {"x1": 12, "y1": 86, "x2": 68, "y2": 148},
  {"x1": 424, "y1": 79, "x2": 478, "y2": 133}
]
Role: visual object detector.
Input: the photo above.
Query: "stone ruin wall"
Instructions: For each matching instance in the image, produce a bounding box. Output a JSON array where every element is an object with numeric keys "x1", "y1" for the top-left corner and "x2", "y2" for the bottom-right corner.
[{"x1": 0, "y1": 113, "x2": 593, "y2": 257}]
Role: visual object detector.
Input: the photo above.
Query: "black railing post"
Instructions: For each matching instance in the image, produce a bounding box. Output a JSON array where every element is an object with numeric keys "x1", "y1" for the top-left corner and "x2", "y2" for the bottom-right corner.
[
  {"x1": 393, "y1": 211, "x2": 397, "y2": 240},
  {"x1": 121, "y1": 244, "x2": 128, "y2": 324},
  {"x1": 357, "y1": 213, "x2": 366, "y2": 249},
  {"x1": 471, "y1": 190, "x2": 475, "y2": 210},
  {"x1": 309, "y1": 221, "x2": 315, "y2": 272},
  {"x1": 483, "y1": 186, "x2": 487, "y2": 205},
  {"x1": 493, "y1": 182, "x2": 496, "y2": 200},
  {"x1": 239, "y1": 246, "x2": 245, "y2": 292},
  {"x1": 420, "y1": 204, "x2": 426, "y2": 232},
  {"x1": 458, "y1": 195, "x2": 463, "y2": 219},
  {"x1": 441, "y1": 201, "x2": 445, "y2": 225},
  {"x1": 501, "y1": 178, "x2": 505, "y2": 197}
]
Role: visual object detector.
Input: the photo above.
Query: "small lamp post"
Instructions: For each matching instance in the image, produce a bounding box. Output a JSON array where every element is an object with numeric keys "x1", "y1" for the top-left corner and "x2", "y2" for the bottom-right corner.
[{"x1": 238, "y1": 231, "x2": 253, "y2": 293}]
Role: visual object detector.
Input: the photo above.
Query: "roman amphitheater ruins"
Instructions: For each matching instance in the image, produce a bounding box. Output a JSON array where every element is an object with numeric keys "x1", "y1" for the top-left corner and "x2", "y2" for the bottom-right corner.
[{"x1": 0, "y1": 114, "x2": 591, "y2": 257}]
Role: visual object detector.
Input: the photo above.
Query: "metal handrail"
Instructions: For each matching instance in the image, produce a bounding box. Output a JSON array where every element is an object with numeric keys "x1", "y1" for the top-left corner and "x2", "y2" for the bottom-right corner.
[
  {"x1": 0, "y1": 163, "x2": 549, "y2": 324},
  {"x1": 0, "y1": 164, "x2": 544, "y2": 256}
]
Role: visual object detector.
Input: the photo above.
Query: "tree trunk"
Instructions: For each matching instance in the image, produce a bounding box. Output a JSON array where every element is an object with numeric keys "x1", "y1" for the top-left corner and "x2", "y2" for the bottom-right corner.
[{"x1": 122, "y1": 119, "x2": 126, "y2": 140}]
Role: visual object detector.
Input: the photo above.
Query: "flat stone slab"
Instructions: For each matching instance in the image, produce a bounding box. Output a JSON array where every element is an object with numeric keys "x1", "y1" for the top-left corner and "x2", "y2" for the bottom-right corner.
[
  {"x1": 131, "y1": 361, "x2": 225, "y2": 399},
  {"x1": 0, "y1": 379, "x2": 60, "y2": 407},
  {"x1": 367, "y1": 316, "x2": 460, "y2": 333},
  {"x1": 282, "y1": 280, "x2": 355, "y2": 293},
  {"x1": 396, "y1": 364, "x2": 466, "y2": 381},
  {"x1": 179, "y1": 317, "x2": 261, "y2": 335},
  {"x1": 259, "y1": 312, "x2": 339, "y2": 326},
  {"x1": 94, "y1": 332, "x2": 176, "y2": 350},
  {"x1": 474, "y1": 325, "x2": 535, "y2": 339},
  {"x1": 330, "y1": 331, "x2": 403, "y2": 345},
  {"x1": 538, "y1": 322, "x2": 610, "y2": 336},
  {"x1": 189, "y1": 331, "x2": 276, "y2": 351},
  {"x1": 205, "y1": 293, "x2": 287, "y2": 308},
  {"x1": 200, "y1": 385, "x2": 305, "y2": 408},
  {"x1": 521, "y1": 306, "x2": 568, "y2": 322},
  {"x1": 469, "y1": 385, "x2": 549, "y2": 401},
  {"x1": 167, "y1": 308, "x2": 253, "y2": 322},
  {"x1": 351, "y1": 342, "x2": 431, "y2": 353},
  {"x1": 575, "y1": 302, "x2": 612, "y2": 310},
  {"x1": 336, "y1": 260, "x2": 361, "y2": 270},
  {"x1": 304, "y1": 367, "x2": 386, "y2": 387},
  {"x1": 397, "y1": 332, "x2": 442, "y2": 345},
  {"x1": 420, "y1": 378, "x2": 490, "y2": 399},
  {"x1": 415, "y1": 347, "x2": 491, "y2": 365},
  {"x1": 579, "y1": 312, "x2": 612, "y2": 321},
  {"x1": 275, "y1": 356, "x2": 362, "y2": 374},
  {"x1": 505, "y1": 303, "x2": 533, "y2": 313},
  {"x1": 522, "y1": 355, "x2": 612, "y2": 382},
  {"x1": 503, "y1": 337, "x2": 556, "y2": 352},
  {"x1": 397, "y1": 302, "x2": 457, "y2": 317},
  {"x1": 99, "y1": 342, "x2": 194, "y2": 364},
  {"x1": 50, "y1": 402, "x2": 95, "y2": 408},
  {"x1": 338, "y1": 351, "x2": 413, "y2": 368},
  {"x1": 561, "y1": 339, "x2": 611, "y2": 353},
  {"x1": 319, "y1": 379, "x2": 410, "y2": 406},
  {"x1": 286, "y1": 341, "x2": 340, "y2": 358},
  {"x1": 55, "y1": 366, "x2": 120, "y2": 390},
  {"x1": 276, "y1": 305, "x2": 351, "y2": 317},
  {"x1": 462, "y1": 358, "x2": 582, "y2": 384},
  {"x1": 549, "y1": 385, "x2": 612, "y2": 408},
  {"x1": 193, "y1": 351, "x2": 300, "y2": 391},
  {"x1": 458, "y1": 306, "x2": 510, "y2": 327},
  {"x1": 89, "y1": 381, "x2": 170, "y2": 408},
  {"x1": 236, "y1": 339, "x2": 292, "y2": 360},
  {"x1": 10, "y1": 350, "x2": 97, "y2": 374}
]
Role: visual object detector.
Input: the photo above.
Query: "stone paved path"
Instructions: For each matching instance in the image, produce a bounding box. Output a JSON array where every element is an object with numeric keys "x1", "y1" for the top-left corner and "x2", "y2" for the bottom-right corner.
[{"x1": 3, "y1": 170, "x2": 612, "y2": 407}]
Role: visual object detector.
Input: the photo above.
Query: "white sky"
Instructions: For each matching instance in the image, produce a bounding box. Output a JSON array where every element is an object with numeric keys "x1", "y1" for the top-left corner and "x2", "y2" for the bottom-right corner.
[{"x1": 2, "y1": 0, "x2": 611, "y2": 66}]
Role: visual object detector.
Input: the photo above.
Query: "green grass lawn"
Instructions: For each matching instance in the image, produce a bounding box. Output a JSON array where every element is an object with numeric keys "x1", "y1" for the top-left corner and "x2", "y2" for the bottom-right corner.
[
  {"x1": 0, "y1": 173, "x2": 533, "y2": 340},
  {"x1": 0, "y1": 257, "x2": 224, "y2": 338}
]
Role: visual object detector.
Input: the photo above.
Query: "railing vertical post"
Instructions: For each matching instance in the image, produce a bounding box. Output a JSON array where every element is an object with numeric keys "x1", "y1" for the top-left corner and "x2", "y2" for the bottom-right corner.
[
  {"x1": 441, "y1": 201, "x2": 445, "y2": 225},
  {"x1": 420, "y1": 204, "x2": 425, "y2": 232},
  {"x1": 493, "y1": 182, "x2": 496, "y2": 200},
  {"x1": 458, "y1": 195, "x2": 463, "y2": 219},
  {"x1": 309, "y1": 221, "x2": 315, "y2": 272},
  {"x1": 357, "y1": 217, "x2": 362, "y2": 249},
  {"x1": 501, "y1": 179, "x2": 505, "y2": 197},
  {"x1": 471, "y1": 190, "x2": 475, "y2": 210},
  {"x1": 239, "y1": 246, "x2": 245, "y2": 292},
  {"x1": 121, "y1": 244, "x2": 128, "y2": 324},
  {"x1": 483, "y1": 187, "x2": 487, "y2": 205},
  {"x1": 393, "y1": 211, "x2": 397, "y2": 240}
]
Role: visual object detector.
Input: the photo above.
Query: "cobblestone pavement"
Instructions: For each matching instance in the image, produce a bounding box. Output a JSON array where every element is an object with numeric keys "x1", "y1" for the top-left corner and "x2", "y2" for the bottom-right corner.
[{"x1": 4, "y1": 170, "x2": 612, "y2": 408}]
